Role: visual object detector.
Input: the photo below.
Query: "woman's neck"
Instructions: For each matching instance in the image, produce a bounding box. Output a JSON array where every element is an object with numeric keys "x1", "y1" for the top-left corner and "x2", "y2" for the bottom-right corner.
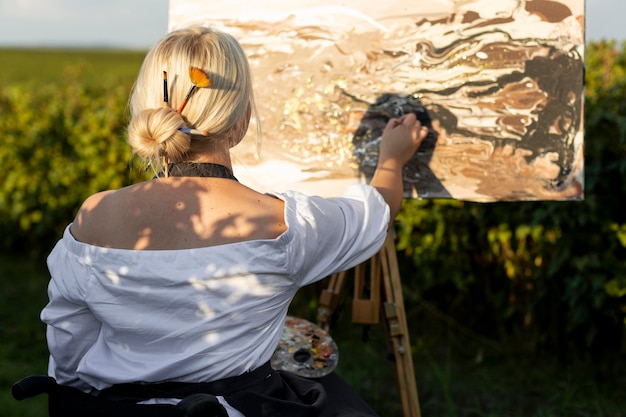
[{"x1": 177, "y1": 136, "x2": 234, "y2": 171}]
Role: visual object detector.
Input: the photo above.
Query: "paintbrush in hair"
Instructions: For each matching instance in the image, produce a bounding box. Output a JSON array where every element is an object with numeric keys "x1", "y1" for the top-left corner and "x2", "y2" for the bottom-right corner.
[{"x1": 177, "y1": 67, "x2": 211, "y2": 113}]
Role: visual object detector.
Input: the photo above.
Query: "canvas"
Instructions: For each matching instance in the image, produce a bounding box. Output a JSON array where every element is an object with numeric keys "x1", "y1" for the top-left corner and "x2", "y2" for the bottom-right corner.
[{"x1": 169, "y1": 0, "x2": 585, "y2": 201}]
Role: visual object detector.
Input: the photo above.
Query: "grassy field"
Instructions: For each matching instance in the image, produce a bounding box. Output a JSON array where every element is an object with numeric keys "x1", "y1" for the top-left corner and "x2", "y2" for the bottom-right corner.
[
  {"x1": 0, "y1": 47, "x2": 146, "y2": 85},
  {"x1": 1, "y1": 257, "x2": 49, "y2": 417},
  {"x1": 294, "y1": 284, "x2": 626, "y2": 417}
]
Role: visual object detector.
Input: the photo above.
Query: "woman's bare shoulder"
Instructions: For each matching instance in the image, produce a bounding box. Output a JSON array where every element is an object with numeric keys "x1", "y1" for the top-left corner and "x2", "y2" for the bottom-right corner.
[{"x1": 69, "y1": 189, "x2": 120, "y2": 244}]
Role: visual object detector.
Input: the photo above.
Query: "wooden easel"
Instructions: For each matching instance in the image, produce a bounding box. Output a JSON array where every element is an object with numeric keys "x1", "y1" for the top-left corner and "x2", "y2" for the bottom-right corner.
[{"x1": 317, "y1": 230, "x2": 422, "y2": 417}]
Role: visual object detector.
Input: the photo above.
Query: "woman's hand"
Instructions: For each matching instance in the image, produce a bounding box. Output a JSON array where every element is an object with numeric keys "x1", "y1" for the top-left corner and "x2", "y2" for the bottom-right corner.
[{"x1": 379, "y1": 113, "x2": 428, "y2": 166}]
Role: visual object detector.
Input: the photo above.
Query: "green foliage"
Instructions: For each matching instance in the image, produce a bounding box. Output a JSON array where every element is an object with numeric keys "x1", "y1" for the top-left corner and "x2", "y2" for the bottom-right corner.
[{"x1": 0, "y1": 54, "x2": 149, "y2": 255}]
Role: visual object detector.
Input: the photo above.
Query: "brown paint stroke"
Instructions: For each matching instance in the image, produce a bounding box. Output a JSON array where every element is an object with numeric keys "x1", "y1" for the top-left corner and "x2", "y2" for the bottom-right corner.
[{"x1": 525, "y1": 0, "x2": 572, "y2": 23}]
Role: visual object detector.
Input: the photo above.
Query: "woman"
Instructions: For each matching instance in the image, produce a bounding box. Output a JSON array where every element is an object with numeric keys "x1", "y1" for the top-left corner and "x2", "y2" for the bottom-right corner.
[{"x1": 40, "y1": 26, "x2": 427, "y2": 416}]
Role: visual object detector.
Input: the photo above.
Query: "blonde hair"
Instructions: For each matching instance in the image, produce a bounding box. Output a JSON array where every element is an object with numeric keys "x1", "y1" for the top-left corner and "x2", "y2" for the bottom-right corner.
[{"x1": 127, "y1": 26, "x2": 254, "y2": 166}]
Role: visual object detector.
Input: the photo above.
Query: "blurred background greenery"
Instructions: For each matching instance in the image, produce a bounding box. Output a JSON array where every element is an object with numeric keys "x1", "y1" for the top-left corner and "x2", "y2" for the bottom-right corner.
[{"x1": 1, "y1": 40, "x2": 625, "y2": 416}]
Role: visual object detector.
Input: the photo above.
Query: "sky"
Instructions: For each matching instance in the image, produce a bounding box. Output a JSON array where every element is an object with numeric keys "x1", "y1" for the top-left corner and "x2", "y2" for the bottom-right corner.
[{"x1": 0, "y1": 0, "x2": 623, "y2": 49}]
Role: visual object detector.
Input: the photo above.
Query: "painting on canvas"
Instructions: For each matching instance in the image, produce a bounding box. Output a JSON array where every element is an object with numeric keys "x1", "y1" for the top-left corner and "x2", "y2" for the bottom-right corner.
[{"x1": 169, "y1": 0, "x2": 584, "y2": 201}]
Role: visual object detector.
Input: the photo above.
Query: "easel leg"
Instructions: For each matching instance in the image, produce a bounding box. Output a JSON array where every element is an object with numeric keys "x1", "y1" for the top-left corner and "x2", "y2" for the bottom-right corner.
[
  {"x1": 379, "y1": 232, "x2": 421, "y2": 417},
  {"x1": 317, "y1": 230, "x2": 421, "y2": 417}
]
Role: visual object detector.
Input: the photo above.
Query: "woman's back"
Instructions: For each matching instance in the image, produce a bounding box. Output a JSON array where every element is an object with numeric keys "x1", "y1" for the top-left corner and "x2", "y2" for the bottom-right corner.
[{"x1": 70, "y1": 177, "x2": 286, "y2": 251}]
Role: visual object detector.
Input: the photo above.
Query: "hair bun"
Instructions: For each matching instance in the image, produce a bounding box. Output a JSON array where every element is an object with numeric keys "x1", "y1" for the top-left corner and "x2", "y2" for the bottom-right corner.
[{"x1": 127, "y1": 107, "x2": 191, "y2": 161}]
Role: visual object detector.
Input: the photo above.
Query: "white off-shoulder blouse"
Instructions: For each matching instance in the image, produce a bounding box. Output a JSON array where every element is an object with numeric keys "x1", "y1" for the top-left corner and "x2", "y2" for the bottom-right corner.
[{"x1": 41, "y1": 184, "x2": 389, "y2": 402}]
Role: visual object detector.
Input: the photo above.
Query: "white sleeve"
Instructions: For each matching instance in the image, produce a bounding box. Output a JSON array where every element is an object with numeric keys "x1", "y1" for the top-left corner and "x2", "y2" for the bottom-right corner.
[
  {"x1": 40, "y1": 237, "x2": 101, "y2": 392},
  {"x1": 282, "y1": 184, "x2": 390, "y2": 286}
]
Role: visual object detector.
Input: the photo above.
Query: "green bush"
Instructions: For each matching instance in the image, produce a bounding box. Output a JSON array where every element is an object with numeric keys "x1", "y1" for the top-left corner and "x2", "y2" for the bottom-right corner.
[{"x1": 0, "y1": 76, "x2": 147, "y2": 254}]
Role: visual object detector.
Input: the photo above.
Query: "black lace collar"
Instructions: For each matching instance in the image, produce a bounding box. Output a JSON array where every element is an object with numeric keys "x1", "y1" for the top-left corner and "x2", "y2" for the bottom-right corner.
[{"x1": 158, "y1": 162, "x2": 238, "y2": 181}]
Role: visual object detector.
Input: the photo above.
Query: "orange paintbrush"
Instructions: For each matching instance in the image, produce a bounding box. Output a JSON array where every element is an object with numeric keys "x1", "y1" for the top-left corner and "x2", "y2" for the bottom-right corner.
[{"x1": 177, "y1": 67, "x2": 211, "y2": 113}]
